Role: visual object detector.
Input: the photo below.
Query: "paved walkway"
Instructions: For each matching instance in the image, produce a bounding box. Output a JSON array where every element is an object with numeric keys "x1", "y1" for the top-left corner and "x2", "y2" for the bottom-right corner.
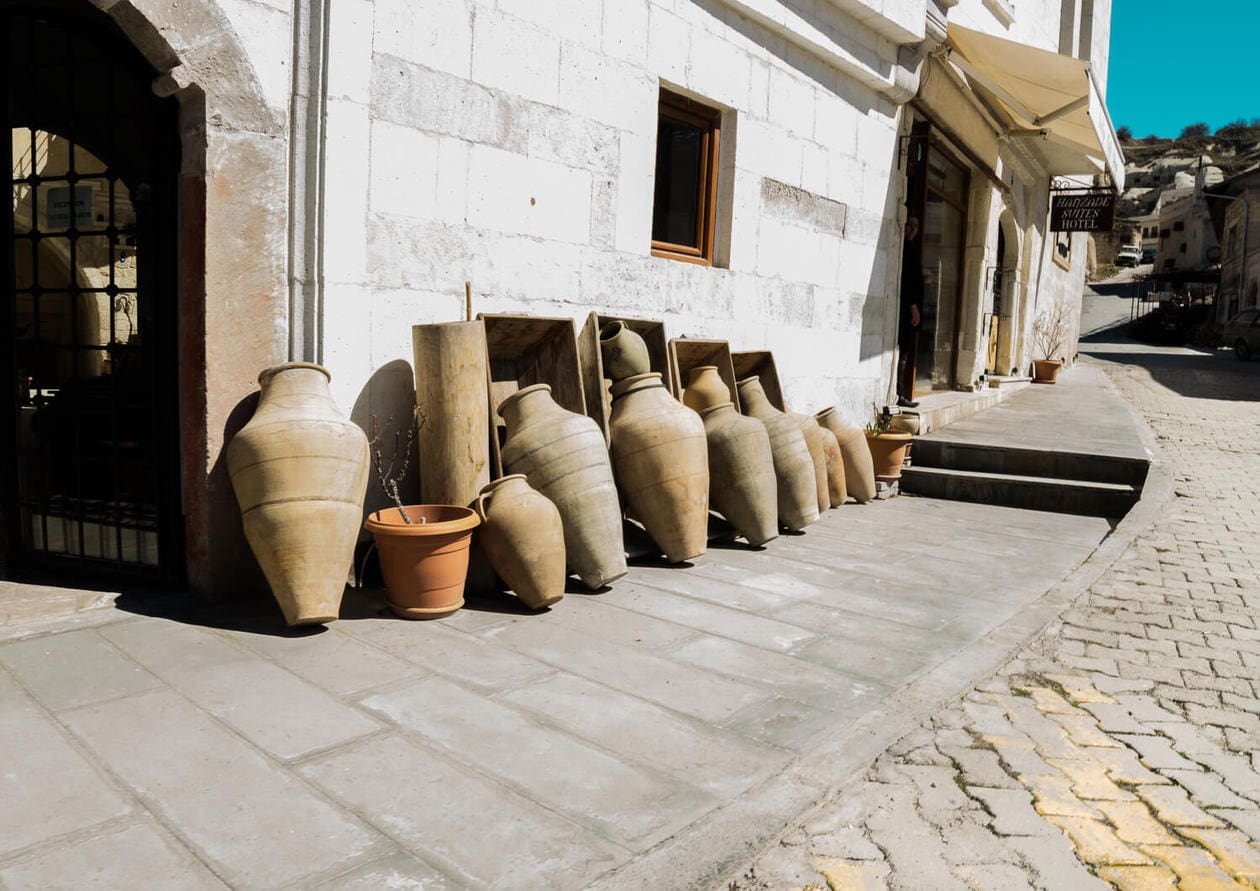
[
  {"x1": 732, "y1": 338, "x2": 1260, "y2": 890},
  {"x1": 0, "y1": 358, "x2": 1156, "y2": 890}
]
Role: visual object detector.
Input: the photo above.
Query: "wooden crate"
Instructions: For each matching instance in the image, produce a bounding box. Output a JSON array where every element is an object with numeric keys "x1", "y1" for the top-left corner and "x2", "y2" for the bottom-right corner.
[
  {"x1": 480, "y1": 313, "x2": 586, "y2": 477},
  {"x1": 578, "y1": 312, "x2": 672, "y2": 437},
  {"x1": 668, "y1": 338, "x2": 740, "y2": 411},
  {"x1": 731, "y1": 350, "x2": 785, "y2": 411}
]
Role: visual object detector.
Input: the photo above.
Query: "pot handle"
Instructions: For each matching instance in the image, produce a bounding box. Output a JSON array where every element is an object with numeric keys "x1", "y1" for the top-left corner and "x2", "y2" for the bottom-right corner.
[{"x1": 474, "y1": 489, "x2": 492, "y2": 522}]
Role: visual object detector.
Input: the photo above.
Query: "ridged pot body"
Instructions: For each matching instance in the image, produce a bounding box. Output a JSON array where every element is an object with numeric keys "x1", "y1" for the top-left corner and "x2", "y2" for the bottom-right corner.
[
  {"x1": 609, "y1": 373, "x2": 709, "y2": 562},
  {"x1": 683, "y1": 365, "x2": 730, "y2": 413},
  {"x1": 866, "y1": 432, "x2": 913, "y2": 481},
  {"x1": 736, "y1": 377, "x2": 818, "y2": 531},
  {"x1": 599, "y1": 321, "x2": 650, "y2": 382},
  {"x1": 700, "y1": 402, "x2": 778, "y2": 546},
  {"x1": 365, "y1": 506, "x2": 478, "y2": 618},
  {"x1": 227, "y1": 363, "x2": 369, "y2": 626},
  {"x1": 791, "y1": 411, "x2": 831, "y2": 512},
  {"x1": 475, "y1": 475, "x2": 566, "y2": 609},
  {"x1": 500, "y1": 384, "x2": 627, "y2": 589},
  {"x1": 817, "y1": 425, "x2": 848, "y2": 506},
  {"x1": 816, "y1": 407, "x2": 876, "y2": 504}
]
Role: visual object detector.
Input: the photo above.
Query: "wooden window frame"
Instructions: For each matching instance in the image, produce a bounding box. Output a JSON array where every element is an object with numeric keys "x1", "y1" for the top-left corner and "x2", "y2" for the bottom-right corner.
[{"x1": 651, "y1": 91, "x2": 721, "y2": 267}]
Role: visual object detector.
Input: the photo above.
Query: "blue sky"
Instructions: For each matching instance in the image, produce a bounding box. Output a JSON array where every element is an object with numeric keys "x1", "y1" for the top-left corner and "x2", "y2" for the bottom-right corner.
[{"x1": 1107, "y1": 0, "x2": 1257, "y2": 138}]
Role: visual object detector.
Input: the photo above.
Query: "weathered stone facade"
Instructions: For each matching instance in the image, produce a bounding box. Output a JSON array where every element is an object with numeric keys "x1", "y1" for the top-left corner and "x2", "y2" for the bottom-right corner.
[{"x1": 72, "y1": 0, "x2": 1121, "y2": 595}]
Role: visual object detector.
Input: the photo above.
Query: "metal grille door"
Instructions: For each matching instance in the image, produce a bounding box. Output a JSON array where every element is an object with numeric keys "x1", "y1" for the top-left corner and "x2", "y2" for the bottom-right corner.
[{"x1": 2, "y1": 3, "x2": 182, "y2": 581}]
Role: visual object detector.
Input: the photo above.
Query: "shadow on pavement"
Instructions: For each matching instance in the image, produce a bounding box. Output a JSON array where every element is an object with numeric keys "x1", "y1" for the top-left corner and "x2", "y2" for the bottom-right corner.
[{"x1": 1081, "y1": 334, "x2": 1260, "y2": 402}]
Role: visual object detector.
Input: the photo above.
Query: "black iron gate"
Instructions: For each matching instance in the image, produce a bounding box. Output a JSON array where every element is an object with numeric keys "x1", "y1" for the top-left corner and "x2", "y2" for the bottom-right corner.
[{"x1": 1, "y1": 1, "x2": 183, "y2": 582}]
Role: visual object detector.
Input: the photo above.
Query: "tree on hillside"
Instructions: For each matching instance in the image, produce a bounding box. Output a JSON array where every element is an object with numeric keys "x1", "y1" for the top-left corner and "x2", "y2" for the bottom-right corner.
[
  {"x1": 1117, "y1": 125, "x2": 1133, "y2": 141},
  {"x1": 1180, "y1": 122, "x2": 1210, "y2": 138}
]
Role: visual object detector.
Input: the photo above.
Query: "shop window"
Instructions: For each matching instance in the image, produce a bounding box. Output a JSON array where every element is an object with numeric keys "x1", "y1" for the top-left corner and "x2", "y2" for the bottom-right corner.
[
  {"x1": 1054, "y1": 231, "x2": 1072, "y2": 268},
  {"x1": 651, "y1": 89, "x2": 721, "y2": 266},
  {"x1": 1173, "y1": 220, "x2": 1184, "y2": 232}
]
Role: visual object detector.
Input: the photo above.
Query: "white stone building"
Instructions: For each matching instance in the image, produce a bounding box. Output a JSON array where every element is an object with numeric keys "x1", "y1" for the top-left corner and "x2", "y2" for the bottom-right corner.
[{"x1": 0, "y1": 0, "x2": 1122, "y2": 595}]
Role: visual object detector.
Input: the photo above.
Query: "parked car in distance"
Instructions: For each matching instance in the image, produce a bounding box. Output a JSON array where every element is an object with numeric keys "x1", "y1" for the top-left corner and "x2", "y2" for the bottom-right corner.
[
  {"x1": 1224, "y1": 308, "x2": 1260, "y2": 360},
  {"x1": 1141, "y1": 247, "x2": 1156, "y2": 264},
  {"x1": 1116, "y1": 246, "x2": 1142, "y2": 267}
]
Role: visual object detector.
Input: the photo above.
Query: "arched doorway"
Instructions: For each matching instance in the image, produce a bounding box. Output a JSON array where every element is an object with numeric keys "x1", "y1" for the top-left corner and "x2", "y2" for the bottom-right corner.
[{"x1": 1, "y1": 2, "x2": 183, "y2": 581}]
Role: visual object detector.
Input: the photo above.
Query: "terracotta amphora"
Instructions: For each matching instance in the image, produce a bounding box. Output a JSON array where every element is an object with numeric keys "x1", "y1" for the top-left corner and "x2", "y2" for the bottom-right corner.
[
  {"x1": 365, "y1": 505, "x2": 479, "y2": 618},
  {"x1": 227, "y1": 362, "x2": 369, "y2": 626},
  {"x1": 791, "y1": 411, "x2": 832, "y2": 512},
  {"x1": 475, "y1": 475, "x2": 566, "y2": 610},
  {"x1": 499, "y1": 384, "x2": 627, "y2": 589},
  {"x1": 816, "y1": 407, "x2": 876, "y2": 504},
  {"x1": 683, "y1": 365, "x2": 730, "y2": 413},
  {"x1": 599, "y1": 320, "x2": 650, "y2": 382},
  {"x1": 817, "y1": 425, "x2": 848, "y2": 507},
  {"x1": 736, "y1": 377, "x2": 818, "y2": 531},
  {"x1": 608, "y1": 373, "x2": 709, "y2": 562},
  {"x1": 699, "y1": 402, "x2": 778, "y2": 547}
]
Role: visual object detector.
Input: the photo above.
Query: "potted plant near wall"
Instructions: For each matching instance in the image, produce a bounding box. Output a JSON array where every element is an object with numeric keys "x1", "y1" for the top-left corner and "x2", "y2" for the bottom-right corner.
[
  {"x1": 1032, "y1": 296, "x2": 1071, "y2": 384},
  {"x1": 363, "y1": 409, "x2": 480, "y2": 619},
  {"x1": 864, "y1": 404, "x2": 913, "y2": 482}
]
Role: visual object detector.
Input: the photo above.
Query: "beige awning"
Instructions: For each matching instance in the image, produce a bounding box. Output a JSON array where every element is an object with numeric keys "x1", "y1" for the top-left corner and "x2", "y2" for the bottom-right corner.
[{"x1": 945, "y1": 24, "x2": 1125, "y2": 192}]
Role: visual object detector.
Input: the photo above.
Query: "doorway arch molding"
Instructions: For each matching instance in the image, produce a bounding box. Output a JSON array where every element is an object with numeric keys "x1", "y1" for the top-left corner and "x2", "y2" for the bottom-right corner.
[{"x1": 80, "y1": 0, "x2": 291, "y2": 593}]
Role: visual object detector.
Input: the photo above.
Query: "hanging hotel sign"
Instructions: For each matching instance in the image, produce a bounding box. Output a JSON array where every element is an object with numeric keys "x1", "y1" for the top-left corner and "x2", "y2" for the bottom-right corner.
[{"x1": 1050, "y1": 188, "x2": 1115, "y2": 233}]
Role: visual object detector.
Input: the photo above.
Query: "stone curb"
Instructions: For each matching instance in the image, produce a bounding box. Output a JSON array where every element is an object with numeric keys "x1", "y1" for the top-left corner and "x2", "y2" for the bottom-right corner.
[{"x1": 590, "y1": 366, "x2": 1175, "y2": 891}]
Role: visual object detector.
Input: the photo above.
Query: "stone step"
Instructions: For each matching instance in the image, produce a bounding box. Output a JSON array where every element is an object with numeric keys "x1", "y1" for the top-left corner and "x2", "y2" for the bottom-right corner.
[
  {"x1": 899, "y1": 465, "x2": 1139, "y2": 518},
  {"x1": 910, "y1": 439, "x2": 1149, "y2": 487}
]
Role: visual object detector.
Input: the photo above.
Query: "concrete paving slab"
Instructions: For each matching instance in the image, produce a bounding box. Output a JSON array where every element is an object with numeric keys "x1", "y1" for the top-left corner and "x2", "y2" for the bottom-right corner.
[
  {"x1": 0, "y1": 818, "x2": 227, "y2": 890},
  {"x1": 0, "y1": 673, "x2": 132, "y2": 857},
  {"x1": 300, "y1": 735, "x2": 628, "y2": 890},
  {"x1": 310, "y1": 851, "x2": 459, "y2": 890},
  {"x1": 361, "y1": 675, "x2": 715, "y2": 847},
  {"x1": 496, "y1": 673, "x2": 788, "y2": 798},
  {"x1": 224, "y1": 625, "x2": 420, "y2": 698},
  {"x1": 60, "y1": 689, "x2": 384, "y2": 889},
  {"x1": 0, "y1": 628, "x2": 163, "y2": 711}
]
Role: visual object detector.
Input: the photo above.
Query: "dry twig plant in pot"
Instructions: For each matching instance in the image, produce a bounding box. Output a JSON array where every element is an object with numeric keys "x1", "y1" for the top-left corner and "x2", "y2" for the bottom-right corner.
[
  {"x1": 363, "y1": 409, "x2": 479, "y2": 619},
  {"x1": 864, "y1": 404, "x2": 913, "y2": 482},
  {"x1": 1032, "y1": 296, "x2": 1071, "y2": 384}
]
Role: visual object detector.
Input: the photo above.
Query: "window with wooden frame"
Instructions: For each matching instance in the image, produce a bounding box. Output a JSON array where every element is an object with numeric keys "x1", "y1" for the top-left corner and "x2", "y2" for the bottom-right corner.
[{"x1": 651, "y1": 90, "x2": 721, "y2": 265}]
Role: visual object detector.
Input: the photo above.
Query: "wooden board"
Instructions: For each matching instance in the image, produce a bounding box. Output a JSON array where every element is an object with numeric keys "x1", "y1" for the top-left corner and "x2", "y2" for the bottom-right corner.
[
  {"x1": 668, "y1": 338, "x2": 739, "y2": 411},
  {"x1": 578, "y1": 313, "x2": 672, "y2": 437},
  {"x1": 731, "y1": 350, "x2": 784, "y2": 411},
  {"x1": 480, "y1": 313, "x2": 585, "y2": 477}
]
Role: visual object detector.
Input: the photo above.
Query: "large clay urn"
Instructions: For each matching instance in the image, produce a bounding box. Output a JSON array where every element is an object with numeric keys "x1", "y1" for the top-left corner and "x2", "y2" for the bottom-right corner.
[
  {"x1": 608, "y1": 373, "x2": 709, "y2": 563},
  {"x1": 816, "y1": 407, "x2": 876, "y2": 504},
  {"x1": 475, "y1": 475, "x2": 566, "y2": 610},
  {"x1": 499, "y1": 384, "x2": 627, "y2": 589},
  {"x1": 699, "y1": 402, "x2": 778, "y2": 547},
  {"x1": 736, "y1": 377, "x2": 818, "y2": 531},
  {"x1": 817, "y1": 425, "x2": 848, "y2": 507},
  {"x1": 683, "y1": 365, "x2": 730, "y2": 413},
  {"x1": 599, "y1": 320, "x2": 650, "y2": 382},
  {"x1": 227, "y1": 362, "x2": 369, "y2": 626},
  {"x1": 791, "y1": 411, "x2": 832, "y2": 512}
]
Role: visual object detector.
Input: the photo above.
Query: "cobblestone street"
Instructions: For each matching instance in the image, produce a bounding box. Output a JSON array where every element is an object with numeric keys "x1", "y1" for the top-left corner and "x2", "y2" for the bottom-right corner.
[{"x1": 733, "y1": 341, "x2": 1260, "y2": 890}]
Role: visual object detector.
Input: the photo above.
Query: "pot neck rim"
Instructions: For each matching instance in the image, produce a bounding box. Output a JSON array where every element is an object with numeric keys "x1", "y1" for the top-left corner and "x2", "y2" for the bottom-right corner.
[
  {"x1": 598, "y1": 320, "x2": 627, "y2": 342},
  {"x1": 498, "y1": 383, "x2": 552, "y2": 416},
  {"x1": 259, "y1": 362, "x2": 331, "y2": 386},
  {"x1": 815, "y1": 407, "x2": 835, "y2": 420},
  {"x1": 699, "y1": 401, "x2": 736, "y2": 417},
  {"x1": 481, "y1": 473, "x2": 527, "y2": 494},
  {"x1": 609, "y1": 371, "x2": 664, "y2": 400}
]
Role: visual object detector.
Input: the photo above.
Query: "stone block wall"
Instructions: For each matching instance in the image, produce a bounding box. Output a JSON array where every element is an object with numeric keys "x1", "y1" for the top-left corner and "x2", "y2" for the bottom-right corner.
[{"x1": 317, "y1": 0, "x2": 911, "y2": 429}]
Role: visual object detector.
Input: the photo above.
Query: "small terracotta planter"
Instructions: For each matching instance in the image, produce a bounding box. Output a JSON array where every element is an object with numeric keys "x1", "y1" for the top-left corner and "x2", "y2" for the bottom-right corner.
[
  {"x1": 865, "y1": 432, "x2": 913, "y2": 482},
  {"x1": 365, "y1": 505, "x2": 480, "y2": 619},
  {"x1": 1032, "y1": 359, "x2": 1063, "y2": 384}
]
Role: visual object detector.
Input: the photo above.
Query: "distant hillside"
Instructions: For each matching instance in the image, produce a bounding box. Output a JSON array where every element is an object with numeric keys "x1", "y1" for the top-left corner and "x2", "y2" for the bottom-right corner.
[
  {"x1": 1116, "y1": 123, "x2": 1260, "y2": 218},
  {"x1": 1120, "y1": 123, "x2": 1260, "y2": 177}
]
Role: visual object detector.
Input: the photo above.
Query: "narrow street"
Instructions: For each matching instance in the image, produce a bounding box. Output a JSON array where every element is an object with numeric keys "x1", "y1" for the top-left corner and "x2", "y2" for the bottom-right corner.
[{"x1": 732, "y1": 330, "x2": 1260, "y2": 889}]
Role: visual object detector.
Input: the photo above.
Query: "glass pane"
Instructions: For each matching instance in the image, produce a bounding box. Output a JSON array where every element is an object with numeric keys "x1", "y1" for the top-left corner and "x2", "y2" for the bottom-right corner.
[
  {"x1": 12, "y1": 183, "x2": 33, "y2": 231},
  {"x1": 652, "y1": 115, "x2": 704, "y2": 248},
  {"x1": 13, "y1": 239, "x2": 34, "y2": 288},
  {"x1": 916, "y1": 195, "x2": 966, "y2": 391},
  {"x1": 37, "y1": 237, "x2": 73, "y2": 288},
  {"x1": 38, "y1": 181, "x2": 98, "y2": 233},
  {"x1": 927, "y1": 151, "x2": 968, "y2": 205},
  {"x1": 12, "y1": 128, "x2": 36, "y2": 178},
  {"x1": 75, "y1": 234, "x2": 111, "y2": 284}
]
